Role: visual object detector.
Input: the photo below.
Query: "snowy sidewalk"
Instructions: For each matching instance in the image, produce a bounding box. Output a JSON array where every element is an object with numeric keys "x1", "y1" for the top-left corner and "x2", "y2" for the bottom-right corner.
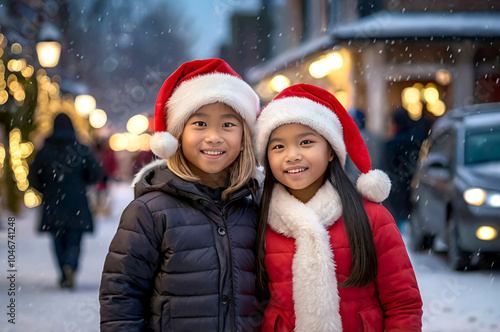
[
  {"x1": 1, "y1": 181, "x2": 134, "y2": 332},
  {"x1": 1, "y1": 180, "x2": 500, "y2": 331}
]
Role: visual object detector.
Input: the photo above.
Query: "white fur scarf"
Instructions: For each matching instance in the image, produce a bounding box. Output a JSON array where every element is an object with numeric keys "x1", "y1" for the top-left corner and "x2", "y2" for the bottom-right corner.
[{"x1": 268, "y1": 182, "x2": 343, "y2": 332}]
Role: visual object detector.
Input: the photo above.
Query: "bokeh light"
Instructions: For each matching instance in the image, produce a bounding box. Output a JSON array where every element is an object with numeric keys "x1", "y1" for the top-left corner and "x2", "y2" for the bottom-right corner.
[
  {"x1": 126, "y1": 114, "x2": 150, "y2": 135},
  {"x1": 89, "y1": 109, "x2": 107, "y2": 128},
  {"x1": 75, "y1": 95, "x2": 96, "y2": 117},
  {"x1": 270, "y1": 75, "x2": 290, "y2": 92}
]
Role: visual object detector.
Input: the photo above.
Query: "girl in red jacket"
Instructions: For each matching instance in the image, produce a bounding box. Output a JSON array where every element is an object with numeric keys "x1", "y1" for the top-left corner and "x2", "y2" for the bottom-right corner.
[{"x1": 255, "y1": 83, "x2": 423, "y2": 332}]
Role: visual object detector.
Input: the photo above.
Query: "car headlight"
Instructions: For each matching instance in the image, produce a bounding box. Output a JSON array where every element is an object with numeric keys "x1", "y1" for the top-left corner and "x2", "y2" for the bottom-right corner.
[
  {"x1": 464, "y1": 188, "x2": 500, "y2": 207},
  {"x1": 476, "y1": 226, "x2": 498, "y2": 241}
]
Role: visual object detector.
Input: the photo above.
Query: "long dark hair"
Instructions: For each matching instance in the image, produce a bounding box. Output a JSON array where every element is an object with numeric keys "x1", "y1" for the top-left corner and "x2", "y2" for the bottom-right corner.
[{"x1": 256, "y1": 154, "x2": 377, "y2": 298}]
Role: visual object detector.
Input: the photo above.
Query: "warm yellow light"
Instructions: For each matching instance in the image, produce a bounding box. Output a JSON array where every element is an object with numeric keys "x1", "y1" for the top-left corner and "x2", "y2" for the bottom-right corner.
[
  {"x1": 0, "y1": 144, "x2": 5, "y2": 165},
  {"x1": 24, "y1": 189, "x2": 42, "y2": 208},
  {"x1": 326, "y1": 52, "x2": 343, "y2": 71},
  {"x1": 0, "y1": 90, "x2": 8, "y2": 105},
  {"x1": 48, "y1": 82, "x2": 59, "y2": 96},
  {"x1": 476, "y1": 226, "x2": 498, "y2": 241},
  {"x1": 13, "y1": 90, "x2": 26, "y2": 102},
  {"x1": 14, "y1": 169, "x2": 27, "y2": 182},
  {"x1": 7, "y1": 74, "x2": 17, "y2": 85},
  {"x1": 10, "y1": 128, "x2": 21, "y2": 141},
  {"x1": 9, "y1": 81, "x2": 20, "y2": 92},
  {"x1": 309, "y1": 59, "x2": 330, "y2": 79},
  {"x1": 334, "y1": 91, "x2": 349, "y2": 108},
  {"x1": 413, "y1": 82, "x2": 424, "y2": 90},
  {"x1": 436, "y1": 69, "x2": 452, "y2": 86},
  {"x1": 270, "y1": 75, "x2": 290, "y2": 92},
  {"x1": 89, "y1": 109, "x2": 107, "y2": 129},
  {"x1": 125, "y1": 133, "x2": 140, "y2": 152},
  {"x1": 427, "y1": 100, "x2": 446, "y2": 116},
  {"x1": 402, "y1": 87, "x2": 420, "y2": 104},
  {"x1": 127, "y1": 114, "x2": 150, "y2": 135},
  {"x1": 11, "y1": 43, "x2": 22, "y2": 54},
  {"x1": 17, "y1": 179, "x2": 30, "y2": 192},
  {"x1": 109, "y1": 133, "x2": 128, "y2": 151},
  {"x1": 407, "y1": 102, "x2": 423, "y2": 120},
  {"x1": 464, "y1": 188, "x2": 486, "y2": 206},
  {"x1": 75, "y1": 95, "x2": 96, "y2": 117},
  {"x1": 8, "y1": 59, "x2": 26, "y2": 72},
  {"x1": 139, "y1": 134, "x2": 152, "y2": 151},
  {"x1": 36, "y1": 41, "x2": 61, "y2": 68},
  {"x1": 423, "y1": 87, "x2": 439, "y2": 103},
  {"x1": 21, "y1": 65, "x2": 35, "y2": 78},
  {"x1": 19, "y1": 142, "x2": 34, "y2": 158}
]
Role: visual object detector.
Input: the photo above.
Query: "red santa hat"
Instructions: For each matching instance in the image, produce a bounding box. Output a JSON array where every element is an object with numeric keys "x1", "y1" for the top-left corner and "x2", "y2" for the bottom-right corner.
[
  {"x1": 256, "y1": 83, "x2": 391, "y2": 203},
  {"x1": 150, "y1": 58, "x2": 260, "y2": 160}
]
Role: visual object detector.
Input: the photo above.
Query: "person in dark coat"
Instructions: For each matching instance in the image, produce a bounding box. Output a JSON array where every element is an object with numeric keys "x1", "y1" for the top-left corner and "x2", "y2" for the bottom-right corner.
[
  {"x1": 99, "y1": 59, "x2": 262, "y2": 331},
  {"x1": 28, "y1": 113, "x2": 101, "y2": 289},
  {"x1": 384, "y1": 107, "x2": 427, "y2": 231}
]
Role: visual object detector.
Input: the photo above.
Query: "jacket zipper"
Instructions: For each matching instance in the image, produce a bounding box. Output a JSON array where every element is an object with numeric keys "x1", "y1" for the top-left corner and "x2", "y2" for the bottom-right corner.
[
  {"x1": 220, "y1": 197, "x2": 240, "y2": 332},
  {"x1": 199, "y1": 190, "x2": 251, "y2": 331}
]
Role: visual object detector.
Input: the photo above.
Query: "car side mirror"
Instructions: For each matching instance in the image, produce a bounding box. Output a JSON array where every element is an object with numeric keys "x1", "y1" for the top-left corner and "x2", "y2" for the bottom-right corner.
[
  {"x1": 424, "y1": 154, "x2": 449, "y2": 169},
  {"x1": 423, "y1": 154, "x2": 451, "y2": 179}
]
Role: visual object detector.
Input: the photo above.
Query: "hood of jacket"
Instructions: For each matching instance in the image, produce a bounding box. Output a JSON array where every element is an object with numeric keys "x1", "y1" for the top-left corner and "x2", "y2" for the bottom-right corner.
[
  {"x1": 131, "y1": 159, "x2": 196, "y2": 200},
  {"x1": 47, "y1": 113, "x2": 76, "y2": 143}
]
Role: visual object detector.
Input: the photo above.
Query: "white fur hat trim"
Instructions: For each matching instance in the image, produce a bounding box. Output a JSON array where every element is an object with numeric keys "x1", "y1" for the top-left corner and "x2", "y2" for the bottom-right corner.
[
  {"x1": 256, "y1": 96, "x2": 346, "y2": 167},
  {"x1": 166, "y1": 73, "x2": 259, "y2": 138}
]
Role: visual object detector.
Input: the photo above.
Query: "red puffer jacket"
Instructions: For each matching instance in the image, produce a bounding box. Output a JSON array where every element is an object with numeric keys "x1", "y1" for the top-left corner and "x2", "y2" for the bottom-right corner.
[{"x1": 262, "y1": 200, "x2": 423, "y2": 332}]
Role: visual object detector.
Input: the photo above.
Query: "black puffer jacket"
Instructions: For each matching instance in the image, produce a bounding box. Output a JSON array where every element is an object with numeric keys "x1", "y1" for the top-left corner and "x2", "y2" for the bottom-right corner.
[{"x1": 99, "y1": 161, "x2": 262, "y2": 331}]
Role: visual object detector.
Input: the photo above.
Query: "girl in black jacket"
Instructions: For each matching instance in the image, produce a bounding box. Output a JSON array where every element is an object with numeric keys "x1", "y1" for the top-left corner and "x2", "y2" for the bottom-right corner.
[{"x1": 99, "y1": 59, "x2": 262, "y2": 331}]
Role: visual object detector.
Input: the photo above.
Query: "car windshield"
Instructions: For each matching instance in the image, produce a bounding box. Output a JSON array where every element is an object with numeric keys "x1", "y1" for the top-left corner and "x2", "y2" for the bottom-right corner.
[{"x1": 464, "y1": 128, "x2": 500, "y2": 165}]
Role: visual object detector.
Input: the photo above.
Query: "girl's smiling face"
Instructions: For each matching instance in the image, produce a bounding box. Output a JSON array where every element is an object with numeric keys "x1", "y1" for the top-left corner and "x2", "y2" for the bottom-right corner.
[
  {"x1": 181, "y1": 102, "x2": 244, "y2": 188},
  {"x1": 267, "y1": 123, "x2": 333, "y2": 203}
]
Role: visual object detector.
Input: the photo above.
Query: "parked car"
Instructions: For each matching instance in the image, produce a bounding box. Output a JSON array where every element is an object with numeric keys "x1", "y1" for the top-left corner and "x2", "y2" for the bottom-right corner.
[{"x1": 409, "y1": 102, "x2": 500, "y2": 270}]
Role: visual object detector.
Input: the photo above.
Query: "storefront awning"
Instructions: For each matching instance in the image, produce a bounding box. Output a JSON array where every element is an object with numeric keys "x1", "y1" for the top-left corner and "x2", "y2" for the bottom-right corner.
[
  {"x1": 332, "y1": 11, "x2": 500, "y2": 40},
  {"x1": 246, "y1": 35, "x2": 333, "y2": 84},
  {"x1": 246, "y1": 11, "x2": 500, "y2": 84}
]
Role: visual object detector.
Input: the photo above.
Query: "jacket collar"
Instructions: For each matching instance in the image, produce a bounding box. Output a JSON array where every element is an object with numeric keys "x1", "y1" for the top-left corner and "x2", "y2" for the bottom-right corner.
[
  {"x1": 131, "y1": 159, "x2": 254, "y2": 204},
  {"x1": 268, "y1": 181, "x2": 343, "y2": 332}
]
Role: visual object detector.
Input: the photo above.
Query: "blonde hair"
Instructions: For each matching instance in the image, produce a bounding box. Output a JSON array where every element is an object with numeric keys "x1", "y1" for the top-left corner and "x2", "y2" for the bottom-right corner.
[{"x1": 167, "y1": 120, "x2": 255, "y2": 201}]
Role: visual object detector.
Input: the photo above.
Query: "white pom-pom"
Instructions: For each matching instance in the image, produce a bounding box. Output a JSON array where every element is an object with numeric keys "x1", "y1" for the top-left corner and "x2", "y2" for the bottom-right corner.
[
  {"x1": 150, "y1": 132, "x2": 178, "y2": 160},
  {"x1": 357, "y1": 169, "x2": 391, "y2": 203}
]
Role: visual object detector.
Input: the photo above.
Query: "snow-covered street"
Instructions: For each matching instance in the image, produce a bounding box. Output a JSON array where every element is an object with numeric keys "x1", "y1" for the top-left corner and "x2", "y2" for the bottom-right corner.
[
  {"x1": 0, "y1": 181, "x2": 132, "y2": 332},
  {"x1": 1, "y1": 181, "x2": 500, "y2": 332},
  {"x1": 409, "y1": 240, "x2": 500, "y2": 331}
]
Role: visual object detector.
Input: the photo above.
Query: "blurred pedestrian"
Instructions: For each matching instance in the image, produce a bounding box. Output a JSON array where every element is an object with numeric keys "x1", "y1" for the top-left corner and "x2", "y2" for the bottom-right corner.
[
  {"x1": 384, "y1": 107, "x2": 427, "y2": 231},
  {"x1": 99, "y1": 58, "x2": 262, "y2": 331},
  {"x1": 255, "y1": 84, "x2": 422, "y2": 331},
  {"x1": 345, "y1": 108, "x2": 383, "y2": 182},
  {"x1": 28, "y1": 113, "x2": 101, "y2": 289},
  {"x1": 92, "y1": 138, "x2": 118, "y2": 216}
]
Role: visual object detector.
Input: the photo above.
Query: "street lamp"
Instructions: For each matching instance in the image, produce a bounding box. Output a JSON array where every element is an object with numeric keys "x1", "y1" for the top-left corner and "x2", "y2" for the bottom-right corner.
[{"x1": 36, "y1": 23, "x2": 62, "y2": 68}]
